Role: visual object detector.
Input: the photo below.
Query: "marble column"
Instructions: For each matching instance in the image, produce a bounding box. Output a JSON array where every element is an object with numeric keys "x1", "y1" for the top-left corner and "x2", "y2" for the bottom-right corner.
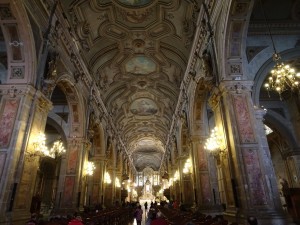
[
  {"x1": 215, "y1": 81, "x2": 288, "y2": 224},
  {"x1": 191, "y1": 136, "x2": 221, "y2": 211},
  {"x1": 88, "y1": 157, "x2": 106, "y2": 207}
]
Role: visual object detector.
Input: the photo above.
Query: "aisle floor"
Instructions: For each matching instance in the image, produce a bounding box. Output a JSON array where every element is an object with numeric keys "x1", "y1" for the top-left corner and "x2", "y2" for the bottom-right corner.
[{"x1": 127, "y1": 205, "x2": 148, "y2": 225}]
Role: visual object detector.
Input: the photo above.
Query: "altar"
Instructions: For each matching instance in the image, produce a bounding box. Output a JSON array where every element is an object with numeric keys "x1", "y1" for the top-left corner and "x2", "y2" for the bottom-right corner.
[{"x1": 139, "y1": 177, "x2": 155, "y2": 202}]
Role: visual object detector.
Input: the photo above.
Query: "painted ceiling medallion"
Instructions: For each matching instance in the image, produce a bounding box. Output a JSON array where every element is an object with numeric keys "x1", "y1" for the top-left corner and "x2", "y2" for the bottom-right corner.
[
  {"x1": 130, "y1": 98, "x2": 158, "y2": 116},
  {"x1": 125, "y1": 56, "x2": 156, "y2": 75},
  {"x1": 116, "y1": 0, "x2": 153, "y2": 7}
]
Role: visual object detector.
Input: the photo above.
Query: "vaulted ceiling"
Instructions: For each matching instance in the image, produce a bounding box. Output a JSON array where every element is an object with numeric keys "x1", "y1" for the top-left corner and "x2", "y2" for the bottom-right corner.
[
  {"x1": 60, "y1": 0, "x2": 200, "y2": 171},
  {"x1": 57, "y1": 0, "x2": 299, "y2": 172}
]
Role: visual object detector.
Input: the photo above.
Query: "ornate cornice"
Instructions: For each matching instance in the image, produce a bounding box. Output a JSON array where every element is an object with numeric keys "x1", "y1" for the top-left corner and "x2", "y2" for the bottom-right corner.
[{"x1": 219, "y1": 80, "x2": 253, "y2": 94}]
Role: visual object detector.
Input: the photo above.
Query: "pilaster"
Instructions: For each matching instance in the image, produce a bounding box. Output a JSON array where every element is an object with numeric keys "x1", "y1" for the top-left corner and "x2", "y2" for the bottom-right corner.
[{"x1": 216, "y1": 81, "x2": 290, "y2": 224}]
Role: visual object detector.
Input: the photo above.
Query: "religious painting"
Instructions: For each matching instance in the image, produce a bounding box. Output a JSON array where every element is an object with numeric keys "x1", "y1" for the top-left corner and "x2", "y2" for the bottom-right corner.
[
  {"x1": 130, "y1": 98, "x2": 158, "y2": 116},
  {"x1": 116, "y1": 0, "x2": 152, "y2": 7},
  {"x1": 125, "y1": 56, "x2": 156, "y2": 75},
  {"x1": 0, "y1": 98, "x2": 20, "y2": 148}
]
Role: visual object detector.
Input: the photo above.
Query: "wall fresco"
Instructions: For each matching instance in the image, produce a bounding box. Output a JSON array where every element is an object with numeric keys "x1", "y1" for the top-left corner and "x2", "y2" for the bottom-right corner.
[
  {"x1": 233, "y1": 95, "x2": 255, "y2": 143},
  {"x1": 67, "y1": 146, "x2": 78, "y2": 174},
  {"x1": 0, "y1": 98, "x2": 20, "y2": 148},
  {"x1": 243, "y1": 148, "x2": 267, "y2": 205},
  {"x1": 62, "y1": 176, "x2": 75, "y2": 207}
]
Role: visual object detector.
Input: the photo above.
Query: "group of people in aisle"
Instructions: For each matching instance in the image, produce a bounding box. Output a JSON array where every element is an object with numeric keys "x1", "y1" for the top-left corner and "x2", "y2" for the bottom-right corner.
[{"x1": 133, "y1": 201, "x2": 168, "y2": 225}]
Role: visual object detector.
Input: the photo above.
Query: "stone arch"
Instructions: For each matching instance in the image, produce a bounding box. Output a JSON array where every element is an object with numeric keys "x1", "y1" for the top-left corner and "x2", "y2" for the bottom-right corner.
[
  {"x1": 54, "y1": 75, "x2": 86, "y2": 138},
  {"x1": 264, "y1": 111, "x2": 298, "y2": 156},
  {"x1": 188, "y1": 79, "x2": 211, "y2": 136},
  {"x1": 0, "y1": 2, "x2": 36, "y2": 84},
  {"x1": 221, "y1": 0, "x2": 255, "y2": 80}
]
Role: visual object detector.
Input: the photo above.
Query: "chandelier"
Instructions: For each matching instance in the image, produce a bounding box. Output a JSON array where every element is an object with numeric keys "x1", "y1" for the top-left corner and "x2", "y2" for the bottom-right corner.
[
  {"x1": 264, "y1": 53, "x2": 300, "y2": 98},
  {"x1": 104, "y1": 171, "x2": 112, "y2": 183},
  {"x1": 29, "y1": 132, "x2": 66, "y2": 159},
  {"x1": 183, "y1": 158, "x2": 192, "y2": 174},
  {"x1": 84, "y1": 161, "x2": 96, "y2": 176},
  {"x1": 31, "y1": 132, "x2": 52, "y2": 158},
  {"x1": 259, "y1": 0, "x2": 300, "y2": 98},
  {"x1": 49, "y1": 139, "x2": 66, "y2": 158},
  {"x1": 115, "y1": 177, "x2": 121, "y2": 188},
  {"x1": 204, "y1": 127, "x2": 223, "y2": 156}
]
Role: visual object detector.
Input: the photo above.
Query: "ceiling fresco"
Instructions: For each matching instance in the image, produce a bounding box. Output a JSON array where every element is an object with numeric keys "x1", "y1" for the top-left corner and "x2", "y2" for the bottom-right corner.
[
  {"x1": 125, "y1": 56, "x2": 157, "y2": 75},
  {"x1": 116, "y1": 0, "x2": 153, "y2": 7},
  {"x1": 62, "y1": 0, "x2": 199, "y2": 171}
]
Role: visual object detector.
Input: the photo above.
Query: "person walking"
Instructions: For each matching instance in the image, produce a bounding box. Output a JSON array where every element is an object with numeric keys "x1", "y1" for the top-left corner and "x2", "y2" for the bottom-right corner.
[{"x1": 134, "y1": 205, "x2": 143, "y2": 225}]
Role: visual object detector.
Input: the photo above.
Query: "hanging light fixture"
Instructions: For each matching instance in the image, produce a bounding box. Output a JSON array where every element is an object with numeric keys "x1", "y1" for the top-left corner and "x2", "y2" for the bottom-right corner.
[
  {"x1": 49, "y1": 139, "x2": 66, "y2": 158},
  {"x1": 30, "y1": 132, "x2": 52, "y2": 158},
  {"x1": 104, "y1": 171, "x2": 112, "y2": 183},
  {"x1": 260, "y1": 0, "x2": 300, "y2": 98},
  {"x1": 84, "y1": 161, "x2": 96, "y2": 176},
  {"x1": 183, "y1": 158, "x2": 192, "y2": 174},
  {"x1": 48, "y1": 105, "x2": 66, "y2": 158},
  {"x1": 204, "y1": 127, "x2": 223, "y2": 156}
]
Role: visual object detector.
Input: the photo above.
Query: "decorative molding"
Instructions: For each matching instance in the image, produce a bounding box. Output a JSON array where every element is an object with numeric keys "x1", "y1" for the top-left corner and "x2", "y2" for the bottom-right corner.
[
  {"x1": 219, "y1": 81, "x2": 253, "y2": 94},
  {"x1": 0, "y1": 4, "x2": 15, "y2": 20},
  {"x1": 10, "y1": 67, "x2": 25, "y2": 79}
]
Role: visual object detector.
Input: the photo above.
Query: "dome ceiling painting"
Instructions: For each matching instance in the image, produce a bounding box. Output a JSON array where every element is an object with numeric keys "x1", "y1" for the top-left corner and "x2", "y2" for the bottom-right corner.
[{"x1": 61, "y1": 0, "x2": 199, "y2": 171}]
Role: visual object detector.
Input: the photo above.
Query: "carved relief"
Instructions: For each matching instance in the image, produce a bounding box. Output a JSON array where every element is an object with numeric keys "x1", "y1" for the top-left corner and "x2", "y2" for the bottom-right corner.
[
  {"x1": 42, "y1": 53, "x2": 59, "y2": 97},
  {"x1": 230, "y1": 64, "x2": 241, "y2": 74},
  {"x1": 0, "y1": 4, "x2": 15, "y2": 20},
  {"x1": 231, "y1": 2, "x2": 249, "y2": 17},
  {"x1": 10, "y1": 67, "x2": 24, "y2": 79},
  {"x1": 117, "y1": 7, "x2": 153, "y2": 23}
]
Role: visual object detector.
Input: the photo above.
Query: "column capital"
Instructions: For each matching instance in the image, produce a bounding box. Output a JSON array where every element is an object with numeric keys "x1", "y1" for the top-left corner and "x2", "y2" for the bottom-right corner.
[{"x1": 219, "y1": 80, "x2": 253, "y2": 94}]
